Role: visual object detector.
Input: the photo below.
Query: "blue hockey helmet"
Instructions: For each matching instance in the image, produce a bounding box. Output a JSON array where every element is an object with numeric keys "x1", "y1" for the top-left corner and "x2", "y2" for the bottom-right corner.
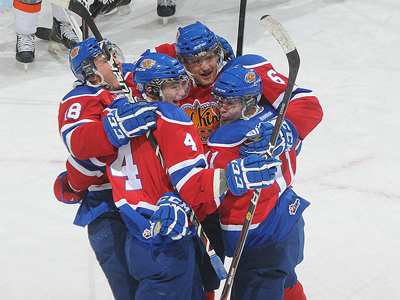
[
  {"x1": 175, "y1": 21, "x2": 223, "y2": 64},
  {"x1": 211, "y1": 65, "x2": 263, "y2": 118},
  {"x1": 133, "y1": 52, "x2": 190, "y2": 101},
  {"x1": 69, "y1": 37, "x2": 124, "y2": 82}
]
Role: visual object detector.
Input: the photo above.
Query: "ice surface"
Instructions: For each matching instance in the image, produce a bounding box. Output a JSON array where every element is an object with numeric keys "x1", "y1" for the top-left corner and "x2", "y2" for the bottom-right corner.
[{"x1": 1, "y1": 0, "x2": 399, "y2": 299}]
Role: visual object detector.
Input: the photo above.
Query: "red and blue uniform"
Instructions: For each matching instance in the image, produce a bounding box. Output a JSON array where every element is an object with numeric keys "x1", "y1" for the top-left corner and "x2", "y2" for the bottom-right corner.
[
  {"x1": 57, "y1": 63, "x2": 139, "y2": 300},
  {"x1": 97, "y1": 98, "x2": 223, "y2": 300},
  {"x1": 207, "y1": 105, "x2": 310, "y2": 300}
]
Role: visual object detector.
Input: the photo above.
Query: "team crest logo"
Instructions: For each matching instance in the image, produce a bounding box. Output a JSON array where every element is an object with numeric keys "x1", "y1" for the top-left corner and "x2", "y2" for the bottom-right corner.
[
  {"x1": 289, "y1": 198, "x2": 301, "y2": 215},
  {"x1": 140, "y1": 59, "x2": 156, "y2": 69},
  {"x1": 70, "y1": 46, "x2": 79, "y2": 59},
  {"x1": 181, "y1": 99, "x2": 219, "y2": 143},
  {"x1": 142, "y1": 228, "x2": 152, "y2": 239},
  {"x1": 245, "y1": 71, "x2": 256, "y2": 83}
]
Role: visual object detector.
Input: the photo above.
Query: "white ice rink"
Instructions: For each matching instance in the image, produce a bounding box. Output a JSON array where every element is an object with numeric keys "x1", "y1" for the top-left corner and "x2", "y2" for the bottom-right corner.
[{"x1": 1, "y1": 0, "x2": 399, "y2": 299}]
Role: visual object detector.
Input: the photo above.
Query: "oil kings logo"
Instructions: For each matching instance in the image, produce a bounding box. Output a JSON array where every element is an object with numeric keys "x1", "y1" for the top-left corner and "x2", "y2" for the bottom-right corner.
[
  {"x1": 181, "y1": 99, "x2": 219, "y2": 143},
  {"x1": 289, "y1": 198, "x2": 301, "y2": 215},
  {"x1": 245, "y1": 71, "x2": 256, "y2": 83},
  {"x1": 140, "y1": 59, "x2": 156, "y2": 69}
]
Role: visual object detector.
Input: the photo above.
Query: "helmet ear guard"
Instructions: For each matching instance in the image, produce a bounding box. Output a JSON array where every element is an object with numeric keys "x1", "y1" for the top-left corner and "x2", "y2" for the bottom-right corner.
[{"x1": 81, "y1": 58, "x2": 96, "y2": 79}]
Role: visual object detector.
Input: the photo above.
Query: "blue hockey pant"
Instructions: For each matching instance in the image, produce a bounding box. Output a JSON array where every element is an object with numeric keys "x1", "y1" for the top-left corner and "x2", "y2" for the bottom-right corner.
[
  {"x1": 230, "y1": 216, "x2": 305, "y2": 300},
  {"x1": 125, "y1": 231, "x2": 206, "y2": 300},
  {"x1": 88, "y1": 214, "x2": 138, "y2": 300}
]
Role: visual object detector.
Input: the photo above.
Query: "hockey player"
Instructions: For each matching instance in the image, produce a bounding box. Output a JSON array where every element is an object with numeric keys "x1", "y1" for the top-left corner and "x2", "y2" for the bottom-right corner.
[
  {"x1": 98, "y1": 52, "x2": 281, "y2": 300},
  {"x1": 54, "y1": 37, "x2": 142, "y2": 300},
  {"x1": 149, "y1": 21, "x2": 234, "y2": 147},
  {"x1": 13, "y1": 0, "x2": 79, "y2": 63},
  {"x1": 150, "y1": 20, "x2": 322, "y2": 300},
  {"x1": 207, "y1": 65, "x2": 313, "y2": 300}
]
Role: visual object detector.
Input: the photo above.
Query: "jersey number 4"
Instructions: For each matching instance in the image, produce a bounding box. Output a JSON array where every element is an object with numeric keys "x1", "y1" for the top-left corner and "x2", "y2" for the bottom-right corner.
[{"x1": 110, "y1": 143, "x2": 143, "y2": 191}]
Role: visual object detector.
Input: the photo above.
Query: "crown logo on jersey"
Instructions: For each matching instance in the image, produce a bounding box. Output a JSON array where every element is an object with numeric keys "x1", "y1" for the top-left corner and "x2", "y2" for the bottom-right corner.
[
  {"x1": 70, "y1": 46, "x2": 79, "y2": 59},
  {"x1": 140, "y1": 59, "x2": 156, "y2": 69},
  {"x1": 245, "y1": 71, "x2": 256, "y2": 83}
]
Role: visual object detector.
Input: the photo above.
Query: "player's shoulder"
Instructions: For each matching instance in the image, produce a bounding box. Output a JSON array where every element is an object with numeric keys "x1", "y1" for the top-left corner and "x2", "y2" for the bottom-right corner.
[
  {"x1": 156, "y1": 101, "x2": 193, "y2": 124},
  {"x1": 62, "y1": 85, "x2": 103, "y2": 102},
  {"x1": 208, "y1": 106, "x2": 277, "y2": 145},
  {"x1": 122, "y1": 62, "x2": 134, "y2": 75},
  {"x1": 221, "y1": 54, "x2": 270, "y2": 73}
]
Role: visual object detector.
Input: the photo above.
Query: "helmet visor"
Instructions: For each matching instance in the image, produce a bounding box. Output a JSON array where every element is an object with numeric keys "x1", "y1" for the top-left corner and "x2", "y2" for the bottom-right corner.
[
  {"x1": 107, "y1": 43, "x2": 125, "y2": 63},
  {"x1": 160, "y1": 74, "x2": 191, "y2": 104}
]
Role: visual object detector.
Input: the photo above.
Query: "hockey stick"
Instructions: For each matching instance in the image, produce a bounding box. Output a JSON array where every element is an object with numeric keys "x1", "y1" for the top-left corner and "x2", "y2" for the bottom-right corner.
[
  {"x1": 46, "y1": 0, "x2": 227, "y2": 281},
  {"x1": 236, "y1": 0, "x2": 247, "y2": 57},
  {"x1": 219, "y1": 15, "x2": 300, "y2": 300}
]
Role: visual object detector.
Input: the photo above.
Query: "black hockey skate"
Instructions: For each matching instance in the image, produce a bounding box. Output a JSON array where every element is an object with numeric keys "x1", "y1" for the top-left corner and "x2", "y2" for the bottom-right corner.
[
  {"x1": 157, "y1": 0, "x2": 176, "y2": 17},
  {"x1": 16, "y1": 33, "x2": 35, "y2": 63},
  {"x1": 49, "y1": 17, "x2": 80, "y2": 49}
]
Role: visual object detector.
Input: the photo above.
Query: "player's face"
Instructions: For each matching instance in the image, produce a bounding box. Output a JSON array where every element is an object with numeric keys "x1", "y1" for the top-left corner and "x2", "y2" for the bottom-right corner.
[
  {"x1": 217, "y1": 99, "x2": 243, "y2": 125},
  {"x1": 184, "y1": 52, "x2": 219, "y2": 87},
  {"x1": 161, "y1": 78, "x2": 190, "y2": 106},
  {"x1": 92, "y1": 53, "x2": 122, "y2": 89}
]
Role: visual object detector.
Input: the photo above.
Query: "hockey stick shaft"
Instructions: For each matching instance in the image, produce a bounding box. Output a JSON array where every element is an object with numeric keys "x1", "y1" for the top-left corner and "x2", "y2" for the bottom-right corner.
[
  {"x1": 46, "y1": 0, "x2": 227, "y2": 280},
  {"x1": 236, "y1": 0, "x2": 247, "y2": 57},
  {"x1": 220, "y1": 15, "x2": 300, "y2": 300}
]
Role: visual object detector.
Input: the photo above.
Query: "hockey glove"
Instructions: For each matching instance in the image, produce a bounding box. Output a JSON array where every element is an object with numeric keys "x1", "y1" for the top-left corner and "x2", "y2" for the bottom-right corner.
[
  {"x1": 53, "y1": 171, "x2": 86, "y2": 204},
  {"x1": 150, "y1": 192, "x2": 191, "y2": 241},
  {"x1": 240, "y1": 119, "x2": 298, "y2": 158},
  {"x1": 103, "y1": 101, "x2": 158, "y2": 148},
  {"x1": 217, "y1": 35, "x2": 235, "y2": 61},
  {"x1": 227, "y1": 154, "x2": 281, "y2": 196}
]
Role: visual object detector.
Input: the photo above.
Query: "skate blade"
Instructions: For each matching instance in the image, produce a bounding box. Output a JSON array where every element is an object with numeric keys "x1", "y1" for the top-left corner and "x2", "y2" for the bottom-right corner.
[
  {"x1": 163, "y1": 17, "x2": 168, "y2": 26},
  {"x1": 16, "y1": 61, "x2": 35, "y2": 72},
  {"x1": 48, "y1": 41, "x2": 69, "y2": 56},
  {"x1": 96, "y1": 5, "x2": 131, "y2": 20},
  {"x1": 115, "y1": 4, "x2": 131, "y2": 16}
]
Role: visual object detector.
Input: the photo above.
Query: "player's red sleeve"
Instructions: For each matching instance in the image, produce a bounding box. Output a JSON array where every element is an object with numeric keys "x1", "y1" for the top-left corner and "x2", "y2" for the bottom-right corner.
[
  {"x1": 65, "y1": 155, "x2": 110, "y2": 193},
  {"x1": 69, "y1": 121, "x2": 116, "y2": 160},
  {"x1": 255, "y1": 62, "x2": 323, "y2": 140},
  {"x1": 285, "y1": 96, "x2": 323, "y2": 139}
]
